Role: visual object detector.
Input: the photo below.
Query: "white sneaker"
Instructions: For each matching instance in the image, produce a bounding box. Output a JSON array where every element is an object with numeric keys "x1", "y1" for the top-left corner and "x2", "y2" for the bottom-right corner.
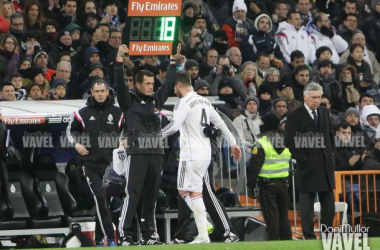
[{"x1": 188, "y1": 236, "x2": 210, "y2": 244}]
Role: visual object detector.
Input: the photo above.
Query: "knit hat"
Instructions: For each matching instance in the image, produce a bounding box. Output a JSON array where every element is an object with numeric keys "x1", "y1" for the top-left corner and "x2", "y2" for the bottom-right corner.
[
  {"x1": 22, "y1": 31, "x2": 38, "y2": 43},
  {"x1": 158, "y1": 60, "x2": 170, "y2": 72},
  {"x1": 32, "y1": 49, "x2": 48, "y2": 63},
  {"x1": 218, "y1": 78, "x2": 233, "y2": 93},
  {"x1": 42, "y1": 20, "x2": 59, "y2": 32},
  {"x1": 17, "y1": 57, "x2": 32, "y2": 69},
  {"x1": 258, "y1": 83, "x2": 273, "y2": 97},
  {"x1": 273, "y1": 97, "x2": 287, "y2": 107},
  {"x1": 244, "y1": 96, "x2": 259, "y2": 108},
  {"x1": 185, "y1": 59, "x2": 199, "y2": 71},
  {"x1": 65, "y1": 23, "x2": 82, "y2": 34},
  {"x1": 51, "y1": 78, "x2": 65, "y2": 88},
  {"x1": 27, "y1": 66, "x2": 44, "y2": 80},
  {"x1": 278, "y1": 81, "x2": 292, "y2": 92},
  {"x1": 316, "y1": 46, "x2": 333, "y2": 59},
  {"x1": 213, "y1": 30, "x2": 228, "y2": 42},
  {"x1": 89, "y1": 62, "x2": 104, "y2": 72},
  {"x1": 372, "y1": 0, "x2": 380, "y2": 10},
  {"x1": 345, "y1": 107, "x2": 360, "y2": 118},
  {"x1": 262, "y1": 113, "x2": 280, "y2": 132},
  {"x1": 194, "y1": 79, "x2": 209, "y2": 91},
  {"x1": 232, "y1": 0, "x2": 247, "y2": 13},
  {"x1": 254, "y1": 13, "x2": 272, "y2": 33},
  {"x1": 194, "y1": 13, "x2": 207, "y2": 22}
]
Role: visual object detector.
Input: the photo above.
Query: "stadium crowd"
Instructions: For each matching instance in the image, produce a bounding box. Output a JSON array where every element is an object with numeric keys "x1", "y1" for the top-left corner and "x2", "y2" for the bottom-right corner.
[{"x1": 2, "y1": 0, "x2": 380, "y2": 245}]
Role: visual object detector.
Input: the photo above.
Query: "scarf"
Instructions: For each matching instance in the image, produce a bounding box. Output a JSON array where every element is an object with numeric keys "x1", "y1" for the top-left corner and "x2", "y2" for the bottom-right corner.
[
  {"x1": 343, "y1": 83, "x2": 360, "y2": 104},
  {"x1": 211, "y1": 41, "x2": 228, "y2": 55},
  {"x1": 233, "y1": 19, "x2": 249, "y2": 43},
  {"x1": 0, "y1": 49, "x2": 13, "y2": 60},
  {"x1": 219, "y1": 94, "x2": 239, "y2": 108}
]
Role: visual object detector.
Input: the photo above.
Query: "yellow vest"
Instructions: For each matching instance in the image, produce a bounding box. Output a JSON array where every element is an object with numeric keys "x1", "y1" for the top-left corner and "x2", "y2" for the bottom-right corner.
[{"x1": 257, "y1": 136, "x2": 291, "y2": 178}]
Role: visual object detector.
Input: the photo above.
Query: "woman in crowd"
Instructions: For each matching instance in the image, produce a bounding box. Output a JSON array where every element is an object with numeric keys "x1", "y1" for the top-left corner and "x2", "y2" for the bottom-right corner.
[
  {"x1": 23, "y1": 0, "x2": 46, "y2": 31},
  {"x1": 0, "y1": 34, "x2": 20, "y2": 81}
]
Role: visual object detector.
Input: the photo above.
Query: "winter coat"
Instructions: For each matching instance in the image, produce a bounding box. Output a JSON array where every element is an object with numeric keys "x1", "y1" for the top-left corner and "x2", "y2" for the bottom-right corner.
[{"x1": 233, "y1": 110, "x2": 262, "y2": 152}]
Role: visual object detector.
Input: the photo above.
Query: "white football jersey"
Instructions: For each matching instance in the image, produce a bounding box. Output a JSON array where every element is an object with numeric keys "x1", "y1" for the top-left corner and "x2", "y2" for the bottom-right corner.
[{"x1": 162, "y1": 92, "x2": 236, "y2": 161}]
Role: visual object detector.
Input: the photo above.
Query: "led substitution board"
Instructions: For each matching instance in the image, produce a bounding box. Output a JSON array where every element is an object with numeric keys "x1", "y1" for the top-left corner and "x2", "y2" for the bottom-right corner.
[{"x1": 126, "y1": 0, "x2": 182, "y2": 55}]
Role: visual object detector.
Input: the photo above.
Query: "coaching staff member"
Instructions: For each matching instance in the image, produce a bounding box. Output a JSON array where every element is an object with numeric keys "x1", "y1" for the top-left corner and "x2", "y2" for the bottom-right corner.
[
  {"x1": 115, "y1": 44, "x2": 177, "y2": 246},
  {"x1": 284, "y1": 82, "x2": 335, "y2": 239}
]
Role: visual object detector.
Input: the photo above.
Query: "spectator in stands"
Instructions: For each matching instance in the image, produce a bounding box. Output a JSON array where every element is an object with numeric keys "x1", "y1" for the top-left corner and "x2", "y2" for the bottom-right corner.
[
  {"x1": 211, "y1": 30, "x2": 228, "y2": 56},
  {"x1": 237, "y1": 61, "x2": 262, "y2": 97},
  {"x1": 50, "y1": 78, "x2": 67, "y2": 100},
  {"x1": 221, "y1": 0, "x2": 255, "y2": 48},
  {"x1": 76, "y1": 46, "x2": 100, "y2": 85},
  {"x1": 96, "y1": 26, "x2": 119, "y2": 68},
  {"x1": 178, "y1": 0, "x2": 198, "y2": 45},
  {"x1": 361, "y1": 104, "x2": 380, "y2": 143},
  {"x1": 227, "y1": 47, "x2": 242, "y2": 73},
  {"x1": 198, "y1": 48, "x2": 218, "y2": 78},
  {"x1": 50, "y1": 30, "x2": 76, "y2": 65},
  {"x1": 271, "y1": 1, "x2": 289, "y2": 33},
  {"x1": 40, "y1": 20, "x2": 59, "y2": 54},
  {"x1": 55, "y1": 0, "x2": 77, "y2": 29},
  {"x1": 17, "y1": 57, "x2": 31, "y2": 72},
  {"x1": 194, "y1": 79, "x2": 209, "y2": 96},
  {"x1": 263, "y1": 67, "x2": 281, "y2": 99},
  {"x1": 22, "y1": 0, "x2": 45, "y2": 31},
  {"x1": 337, "y1": 64, "x2": 360, "y2": 108},
  {"x1": 312, "y1": 60, "x2": 345, "y2": 112},
  {"x1": 181, "y1": 27, "x2": 206, "y2": 60},
  {"x1": 335, "y1": 121, "x2": 363, "y2": 171},
  {"x1": 26, "y1": 83, "x2": 43, "y2": 100},
  {"x1": 66, "y1": 23, "x2": 82, "y2": 52},
  {"x1": 307, "y1": 12, "x2": 348, "y2": 64},
  {"x1": 33, "y1": 49, "x2": 55, "y2": 82},
  {"x1": 217, "y1": 78, "x2": 244, "y2": 119},
  {"x1": 193, "y1": 0, "x2": 219, "y2": 34},
  {"x1": 9, "y1": 13, "x2": 25, "y2": 45},
  {"x1": 1, "y1": 1, "x2": 15, "y2": 23},
  {"x1": 345, "y1": 107, "x2": 362, "y2": 134},
  {"x1": 192, "y1": 14, "x2": 213, "y2": 49},
  {"x1": 156, "y1": 60, "x2": 170, "y2": 87},
  {"x1": 280, "y1": 50, "x2": 305, "y2": 83},
  {"x1": 277, "y1": 82, "x2": 302, "y2": 113},
  {"x1": 23, "y1": 66, "x2": 50, "y2": 98},
  {"x1": 339, "y1": 32, "x2": 380, "y2": 84},
  {"x1": 240, "y1": 13, "x2": 284, "y2": 65},
  {"x1": 257, "y1": 82, "x2": 273, "y2": 116},
  {"x1": 311, "y1": 46, "x2": 334, "y2": 80},
  {"x1": 265, "y1": 97, "x2": 288, "y2": 122},
  {"x1": 292, "y1": 65, "x2": 310, "y2": 102},
  {"x1": 296, "y1": 0, "x2": 313, "y2": 26},
  {"x1": 255, "y1": 53, "x2": 271, "y2": 79},
  {"x1": 332, "y1": 0, "x2": 360, "y2": 28},
  {"x1": 0, "y1": 34, "x2": 20, "y2": 82},
  {"x1": 346, "y1": 43, "x2": 376, "y2": 94},
  {"x1": 204, "y1": 55, "x2": 247, "y2": 98},
  {"x1": 58, "y1": 52, "x2": 72, "y2": 64},
  {"x1": 81, "y1": 12, "x2": 100, "y2": 46},
  {"x1": 56, "y1": 61, "x2": 80, "y2": 99},
  {"x1": 21, "y1": 31, "x2": 41, "y2": 55},
  {"x1": 233, "y1": 96, "x2": 261, "y2": 154},
  {"x1": 0, "y1": 83, "x2": 16, "y2": 101},
  {"x1": 207, "y1": 0, "x2": 230, "y2": 27},
  {"x1": 337, "y1": 14, "x2": 360, "y2": 45},
  {"x1": 80, "y1": 62, "x2": 108, "y2": 98},
  {"x1": 77, "y1": 0, "x2": 101, "y2": 28},
  {"x1": 362, "y1": 130, "x2": 380, "y2": 170},
  {"x1": 363, "y1": 0, "x2": 380, "y2": 63},
  {"x1": 276, "y1": 11, "x2": 316, "y2": 65},
  {"x1": 9, "y1": 72, "x2": 26, "y2": 100},
  {"x1": 124, "y1": 68, "x2": 134, "y2": 90},
  {"x1": 321, "y1": 95, "x2": 341, "y2": 127},
  {"x1": 358, "y1": 94, "x2": 375, "y2": 125},
  {"x1": 185, "y1": 59, "x2": 200, "y2": 87},
  {"x1": 100, "y1": 0, "x2": 125, "y2": 28}
]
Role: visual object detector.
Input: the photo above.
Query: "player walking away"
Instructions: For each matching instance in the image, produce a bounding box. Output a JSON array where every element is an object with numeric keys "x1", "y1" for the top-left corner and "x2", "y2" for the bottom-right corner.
[{"x1": 162, "y1": 71, "x2": 241, "y2": 244}]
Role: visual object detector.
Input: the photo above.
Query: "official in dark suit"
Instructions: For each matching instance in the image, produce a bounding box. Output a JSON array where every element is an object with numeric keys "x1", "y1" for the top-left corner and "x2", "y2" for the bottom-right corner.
[{"x1": 284, "y1": 82, "x2": 335, "y2": 239}]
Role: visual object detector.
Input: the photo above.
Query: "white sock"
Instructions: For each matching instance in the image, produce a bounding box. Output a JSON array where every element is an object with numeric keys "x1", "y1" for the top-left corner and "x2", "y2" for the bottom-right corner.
[
  {"x1": 182, "y1": 193, "x2": 193, "y2": 211},
  {"x1": 191, "y1": 196, "x2": 208, "y2": 239}
]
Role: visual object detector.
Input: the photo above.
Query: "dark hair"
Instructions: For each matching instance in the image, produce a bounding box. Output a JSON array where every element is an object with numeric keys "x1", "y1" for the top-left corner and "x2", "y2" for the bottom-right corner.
[
  {"x1": 349, "y1": 43, "x2": 364, "y2": 54},
  {"x1": 0, "y1": 82, "x2": 15, "y2": 91},
  {"x1": 100, "y1": 0, "x2": 120, "y2": 10},
  {"x1": 312, "y1": 12, "x2": 324, "y2": 25},
  {"x1": 22, "y1": 0, "x2": 45, "y2": 29},
  {"x1": 175, "y1": 70, "x2": 191, "y2": 86},
  {"x1": 27, "y1": 83, "x2": 42, "y2": 93},
  {"x1": 59, "y1": 52, "x2": 71, "y2": 60},
  {"x1": 275, "y1": 1, "x2": 288, "y2": 9},
  {"x1": 205, "y1": 48, "x2": 218, "y2": 58},
  {"x1": 335, "y1": 120, "x2": 350, "y2": 131},
  {"x1": 97, "y1": 23, "x2": 110, "y2": 30},
  {"x1": 290, "y1": 50, "x2": 305, "y2": 62},
  {"x1": 318, "y1": 59, "x2": 332, "y2": 70},
  {"x1": 359, "y1": 93, "x2": 374, "y2": 103},
  {"x1": 9, "y1": 12, "x2": 23, "y2": 24},
  {"x1": 344, "y1": 0, "x2": 358, "y2": 8},
  {"x1": 79, "y1": 0, "x2": 101, "y2": 16},
  {"x1": 321, "y1": 94, "x2": 330, "y2": 102},
  {"x1": 110, "y1": 27, "x2": 121, "y2": 36},
  {"x1": 344, "y1": 13, "x2": 358, "y2": 21},
  {"x1": 296, "y1": 0, "x2": 312, "y2": 3},
  {"x1": 287, "y1": 11, "x2": 299, "y2": 21},
  {"x1": 295, "y1": 65, "x2": 310, "y2": 74},
  {"x1": 62, "y1": 0, "x2": 77, "y2": 6},
  {"x1": 9, "y1": 72, "x2": 22, "y2": 80},
  {"x1": 256, "y1": 52, "x2": 270, "y2": 62},
  {"x1": 217, "y1": 55, "x2": 230, "y2": 65},
  {"x1": 135, "y1": 70, "x2": 154, "y2": 84},
  {"x1": 91, "y1": 78, "x2": 109, "y2": 89},
  {"x1": 124, "y1": 68, "x2": 134, "y2": 77}
]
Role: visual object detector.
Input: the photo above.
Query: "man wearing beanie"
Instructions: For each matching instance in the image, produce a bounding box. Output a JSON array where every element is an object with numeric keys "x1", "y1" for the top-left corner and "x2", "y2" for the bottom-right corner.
[
  {"x1": 32, "y1": 49, "x2": 56, "y2": 82},
  {"x1": 233, "y1": 96, "x2": 262, "y2": 154},
  {"x1": 363, "y1": 1, "x2": 380, "y2": 62},
  {"x1": 80, "y1": 62, "x2": 109, "y2": 98},
  {"x1": 211, "y1": 30, "x2": 228, "y2": 55},
  {"x1": 217, "y1": 78, "x2": 244, "y2": 119},
  {"x1": 221, "y1": 0, "x2": 255, "y2": 48},
  {"x1": 277, "y1": 82, "x2": 302, "y2": 113},
  {"x1": 193, "y1": 0, "x2": 219, "y2": 34},
  {"x1": 257, "y1": 82, "x2": 273, "y2": 116},
  {"x1": 247, "y1": 111, "x2": 292, "y2": 241},
  {"x1": 194, "y1": 79, "x2": 210, "y2": 96},
  {"x1": 185, "y1": 59, "x2": 200, "y2": 86},
  {"x1": 344, "y1": 107, "x2": 362, "y2": 134},
  {"x1": 193, "y1": 13, "x2": 213, "y2": 49}
]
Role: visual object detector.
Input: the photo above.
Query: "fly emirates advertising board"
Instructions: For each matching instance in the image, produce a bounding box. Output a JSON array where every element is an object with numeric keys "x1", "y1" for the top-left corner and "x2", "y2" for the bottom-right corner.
[{"x1": 125, "y1": 0, "x2": 182, "y2": 55}]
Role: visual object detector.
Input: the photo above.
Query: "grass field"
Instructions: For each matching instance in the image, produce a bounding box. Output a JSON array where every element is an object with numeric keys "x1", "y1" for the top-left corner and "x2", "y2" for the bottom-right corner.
[{"x1": 55, "y1": 237, "x2": 380, "y2": 250}]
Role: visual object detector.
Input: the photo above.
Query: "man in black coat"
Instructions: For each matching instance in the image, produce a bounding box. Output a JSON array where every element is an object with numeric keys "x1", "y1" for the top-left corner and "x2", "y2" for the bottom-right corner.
[{"x1": 284, "y1": 82, "x2": 335, "y2": 239}]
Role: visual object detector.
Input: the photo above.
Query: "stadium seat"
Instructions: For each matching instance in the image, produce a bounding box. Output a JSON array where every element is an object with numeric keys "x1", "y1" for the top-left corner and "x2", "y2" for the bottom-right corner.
[{"x1": 314, "y1": 202, "x2": 348, "y2": 232}]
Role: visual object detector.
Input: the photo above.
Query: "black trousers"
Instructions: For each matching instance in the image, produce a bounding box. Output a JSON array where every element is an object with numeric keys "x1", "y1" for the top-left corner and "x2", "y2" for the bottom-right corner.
[
  {"x1": 119, "y1": 154, "x2": 163, "y2": 239},
  {"x1": 82, "y1": 166, "x2": 114, "y2": 241},
  {"x1": 174, "y1": 170, "x2": 235, "y2": 240},
  {"x1": 258, "y1": 178, "x2": 292, "y2": 241},
  {"x1": 299, "y1": 190, "x2": 335, "y2": 239}
]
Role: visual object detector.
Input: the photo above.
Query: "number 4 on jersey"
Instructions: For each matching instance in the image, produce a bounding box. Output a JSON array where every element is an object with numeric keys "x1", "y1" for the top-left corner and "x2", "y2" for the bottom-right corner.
[{"x1": 201, "y1": 108, "x2": 207, "y2": 126}]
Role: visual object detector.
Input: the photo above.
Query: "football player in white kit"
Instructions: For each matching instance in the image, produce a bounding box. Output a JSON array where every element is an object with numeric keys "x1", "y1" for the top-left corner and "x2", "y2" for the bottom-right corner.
[{"x1": 162, "y1": 71, "x2": 241, "y2": 244}]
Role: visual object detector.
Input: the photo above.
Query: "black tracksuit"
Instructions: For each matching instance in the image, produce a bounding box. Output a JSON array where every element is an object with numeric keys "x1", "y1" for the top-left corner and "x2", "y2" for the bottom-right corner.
[
  {"x1": 67, "y1": 95, "x2": 123, "y2": 241},
  {"x1": 115, "y1": 62, "x2": 176, "y2": 239}
]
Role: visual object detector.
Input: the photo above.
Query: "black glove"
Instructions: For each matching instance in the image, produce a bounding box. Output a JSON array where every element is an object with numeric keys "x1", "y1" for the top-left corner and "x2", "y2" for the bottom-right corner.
[{"x1": 320, "y1": 26, "x2": 334, "y2": 38}]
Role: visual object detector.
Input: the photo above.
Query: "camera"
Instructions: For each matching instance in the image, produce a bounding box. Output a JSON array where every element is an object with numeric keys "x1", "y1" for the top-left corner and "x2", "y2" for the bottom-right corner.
[
  {"x1": 320, "y1": 102, "x2": 327, "y2": 107},
  {"x1": 222, "y1": 65, "x2": 230, "y2": 75},
  {"x1": 203, "y1": 124, "x2": 221, "y2": 138}
]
